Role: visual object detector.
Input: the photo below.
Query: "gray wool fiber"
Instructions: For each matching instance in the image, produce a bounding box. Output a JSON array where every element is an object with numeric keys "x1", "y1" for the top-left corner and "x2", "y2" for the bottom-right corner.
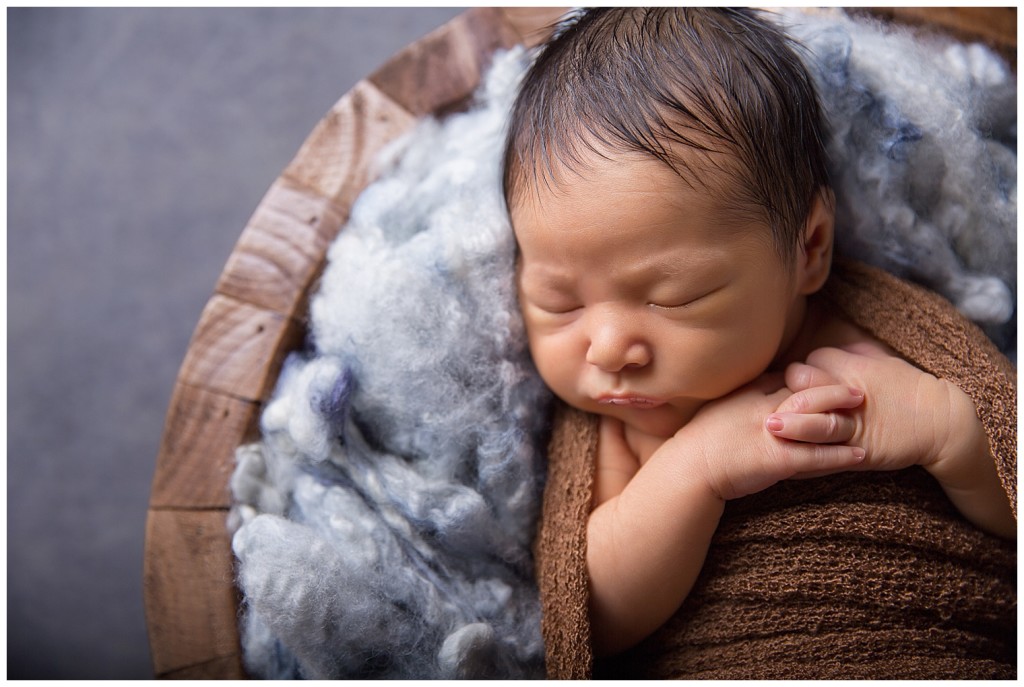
[
  {"x1": 229, "y1": 10, "x2": 1016, "y2": 681},
  {"x1": 230, "y1": 48, "x2": 552, "y2": 679}
]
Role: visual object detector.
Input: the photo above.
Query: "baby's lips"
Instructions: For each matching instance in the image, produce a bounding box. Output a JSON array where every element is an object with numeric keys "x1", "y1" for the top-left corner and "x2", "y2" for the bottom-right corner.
[{"x1": 596, "y1": 395, "x2": 664, "y2": 408}]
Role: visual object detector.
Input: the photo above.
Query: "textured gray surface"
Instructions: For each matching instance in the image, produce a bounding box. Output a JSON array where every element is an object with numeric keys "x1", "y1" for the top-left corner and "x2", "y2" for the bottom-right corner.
[{"x1": 7, "y1": 7, "x2": 463, "y2": 678}]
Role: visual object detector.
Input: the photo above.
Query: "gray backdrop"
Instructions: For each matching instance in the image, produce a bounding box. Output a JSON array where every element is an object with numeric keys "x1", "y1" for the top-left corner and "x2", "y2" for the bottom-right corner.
[{"x1": 7, "y1": 7, "x2": 464, "y2": 678}]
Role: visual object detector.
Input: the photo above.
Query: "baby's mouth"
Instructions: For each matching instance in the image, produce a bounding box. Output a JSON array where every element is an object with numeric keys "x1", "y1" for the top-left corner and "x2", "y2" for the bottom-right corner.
[{"x1": 596, "y1": 395, "x2": 663, "y2": 409}]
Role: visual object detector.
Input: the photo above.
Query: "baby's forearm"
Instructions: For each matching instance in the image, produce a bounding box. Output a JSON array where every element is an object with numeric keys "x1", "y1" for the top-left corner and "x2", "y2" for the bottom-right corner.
[
  {"x1": 927, "y1": 383, "x2": 1015, "y2": 539},
  {"x1": 934, "y1": 448, "x2": 1015, "y2": 539},
  {"x1": 939, "y1": 468, "x2": 1015, "y2": 539},
  {"x1": 586, "y1": 444, "x2": 724, "y2": 655}
]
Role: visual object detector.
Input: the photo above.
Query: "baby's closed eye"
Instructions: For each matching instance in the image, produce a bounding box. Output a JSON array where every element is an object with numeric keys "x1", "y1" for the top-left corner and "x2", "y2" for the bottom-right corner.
[
  {"x1": 527, "y1": 294, "x2": 582, "y2": 315},
  {"x1": 646, "y1": 284, "x2": 723, "y2": 311}
]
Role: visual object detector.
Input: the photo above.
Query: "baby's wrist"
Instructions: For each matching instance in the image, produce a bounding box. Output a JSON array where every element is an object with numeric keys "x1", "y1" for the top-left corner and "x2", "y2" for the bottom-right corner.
[
  {"x1": 923, "y1": 381, "x2": 989, "y2": 490},
  {"x1": 660, "y1": 425, "x2": 734, "y2": 503}
]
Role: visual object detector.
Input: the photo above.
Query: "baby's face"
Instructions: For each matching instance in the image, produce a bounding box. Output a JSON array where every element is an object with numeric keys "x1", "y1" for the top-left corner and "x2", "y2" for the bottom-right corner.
[{"x1": 512, "y1": 153, "x2": 808, "y2": 439}]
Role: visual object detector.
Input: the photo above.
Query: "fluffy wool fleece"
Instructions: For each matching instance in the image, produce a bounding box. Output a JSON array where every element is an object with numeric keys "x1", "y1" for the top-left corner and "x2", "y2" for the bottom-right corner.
[
  {"x1": 228, "y1": 10, "x2": 1016, "y2": 681},
  {"x1": 779, "y1": 8, "x2": 1017, "y2": 353},
  {"x1": 229, "y1": 49, "x2": 551, "y2": 679}
]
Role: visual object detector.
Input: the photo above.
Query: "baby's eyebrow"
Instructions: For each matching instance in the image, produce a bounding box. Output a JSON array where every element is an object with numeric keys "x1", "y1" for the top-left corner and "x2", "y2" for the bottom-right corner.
[
  {"x1": 520, "y1": 275, "x2": 584, "y2": 306},
  {"x1": 631, "y1": 252, "x2": 718, "y2": 280},
  {"x1": 520, "y1": 274, "x2": 574, "y2": 296},
  {"x1": 518, "y1": 260, "x2": 573, "y2": 284}
]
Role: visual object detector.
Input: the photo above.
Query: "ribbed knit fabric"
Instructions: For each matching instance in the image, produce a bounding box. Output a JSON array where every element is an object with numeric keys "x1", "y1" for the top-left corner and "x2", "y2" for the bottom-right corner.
[
  {"x1": 534, "y1": 404, "x2": 598, "y2": 679},
  {"x1": 535, "y1": 261, "x2": 1017, "y2": 679}
]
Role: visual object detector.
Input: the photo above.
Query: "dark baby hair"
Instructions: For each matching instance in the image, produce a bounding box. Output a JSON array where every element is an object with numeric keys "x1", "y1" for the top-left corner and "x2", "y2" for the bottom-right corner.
[{"x1": 502, "y1": 7, "x2": 831, "y2": 261}]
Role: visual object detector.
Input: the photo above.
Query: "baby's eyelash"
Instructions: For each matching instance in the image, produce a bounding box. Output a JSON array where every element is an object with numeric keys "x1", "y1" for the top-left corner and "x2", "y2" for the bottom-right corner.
[
  {"x1": 523, "y1": 295, "x2": 581, "y2": 315},
  {"x1": 542, "y1": 304, "x2": 582, "y2": 315},
  {"x1": 647, "y1": 299, "x2": 695, "y2": 310},
  {"x1": 648, "y1": 285, "x2": 723, "y2": 311}
]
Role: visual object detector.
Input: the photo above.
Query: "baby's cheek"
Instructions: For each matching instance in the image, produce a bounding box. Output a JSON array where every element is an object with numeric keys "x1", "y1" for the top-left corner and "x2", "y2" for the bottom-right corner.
[
  {"x1": 530, "y1": 338, "x2": 577, "y2": 391},
  {"x1": 682, "y1": 332, "x2": 775, "y2": 395}
]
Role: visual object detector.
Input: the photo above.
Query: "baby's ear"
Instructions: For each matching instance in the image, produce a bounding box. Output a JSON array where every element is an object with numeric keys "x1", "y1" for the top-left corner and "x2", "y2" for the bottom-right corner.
[{"x1": 796, "y1": 188, "x2": 835, "y2": 295}]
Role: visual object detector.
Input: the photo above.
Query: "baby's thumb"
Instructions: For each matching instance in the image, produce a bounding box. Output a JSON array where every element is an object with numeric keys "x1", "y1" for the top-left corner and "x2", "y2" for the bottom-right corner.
[{"x1": 784, "y1": 360, "x2": 838, "y2": 393}]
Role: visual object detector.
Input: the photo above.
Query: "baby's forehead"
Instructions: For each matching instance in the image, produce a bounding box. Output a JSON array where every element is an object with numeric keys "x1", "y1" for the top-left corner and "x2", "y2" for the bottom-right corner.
[
  {"x1": 510, "y1": 143, "x2": 751, "y2": 221},
  {"x1": 512, "y1": 151, "x2": 771, "y2": 259}
]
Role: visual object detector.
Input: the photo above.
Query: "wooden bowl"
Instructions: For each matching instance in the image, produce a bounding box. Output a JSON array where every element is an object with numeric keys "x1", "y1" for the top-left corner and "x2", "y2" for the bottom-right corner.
[{"x1": 142, "y1": 7, "x2": 1014, "y2": 679}]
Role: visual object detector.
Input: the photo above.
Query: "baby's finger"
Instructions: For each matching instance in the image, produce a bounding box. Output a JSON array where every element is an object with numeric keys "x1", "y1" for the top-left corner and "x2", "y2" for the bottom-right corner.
[
  {"x1": 773, "y1": 383, "x2": 864, "y2": 415},
  {"x1": 803, "y1": 345, "x2": 890, "y2": 374},
  {"x1": 774, "y1": 441, "x2": 866, "y2": 477},
  {"x1": 766, "y1": 410, "x2": 858, "y2": 444},
  {"x1": 784, "y1": 361, "x2": 838, "y2": 392}
]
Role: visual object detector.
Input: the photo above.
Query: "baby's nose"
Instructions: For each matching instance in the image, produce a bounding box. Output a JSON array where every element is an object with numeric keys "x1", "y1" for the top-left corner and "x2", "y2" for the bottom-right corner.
[{"x1": 585, "y1": 316, "x2": 651, "y2": 372}]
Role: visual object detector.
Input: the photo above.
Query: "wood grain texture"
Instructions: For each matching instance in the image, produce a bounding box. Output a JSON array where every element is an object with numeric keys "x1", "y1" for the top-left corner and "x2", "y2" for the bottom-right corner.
[
  {"x1": 368, "y1": 7, "x2": 522, "y2": 117},
  {"x1": 151, "y1": 383, "x2": 261, "y2": 510},
  {"x1": 216, "y1": 177, "x2": 347, "y2": 318},
  {"x1": 144, "y1": 509, "x2": 245, "y2": 679},
  {"x1": 177, "y1": 294, "x2": 304, "y2": 402},
  {"x1": 282, "y1": 79, "x2": 417, "y2": 213},
  {"x1": 498, "y1": 6, "x2": 569, "y2": 48}
]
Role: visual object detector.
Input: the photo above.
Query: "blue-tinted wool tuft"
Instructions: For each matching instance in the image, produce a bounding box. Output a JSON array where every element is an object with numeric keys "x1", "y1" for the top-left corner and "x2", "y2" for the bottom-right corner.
[{"x1": 781, "y1": 9, "x2": 1017, "y2": 353}]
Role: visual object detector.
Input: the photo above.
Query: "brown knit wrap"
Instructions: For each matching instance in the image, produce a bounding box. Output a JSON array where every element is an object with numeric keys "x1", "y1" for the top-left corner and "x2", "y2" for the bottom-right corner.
[{"x1": 534, "y1": 261, "x2": 1017, "y2": 679}]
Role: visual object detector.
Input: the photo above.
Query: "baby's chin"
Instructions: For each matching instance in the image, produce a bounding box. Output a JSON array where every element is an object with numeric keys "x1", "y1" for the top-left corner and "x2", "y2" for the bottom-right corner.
[{"x1": 591, "y1": 401, "x2": 697, "y2": 439}]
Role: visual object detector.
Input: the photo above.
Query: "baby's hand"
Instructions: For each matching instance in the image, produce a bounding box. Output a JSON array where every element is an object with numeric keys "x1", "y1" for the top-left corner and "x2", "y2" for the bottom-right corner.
[
  {"x1": 768, "y1": 343, "x2": 968, "y2": 474},
  {"x1": 764, "y1": 383, "x2": 865, "y2": 445},
  {"x1": 677, "y1": 375, "x2": 865, "y2": 501},
  {"x1": 769, "y1": 343, "x2": 1014, "y2": 538}
]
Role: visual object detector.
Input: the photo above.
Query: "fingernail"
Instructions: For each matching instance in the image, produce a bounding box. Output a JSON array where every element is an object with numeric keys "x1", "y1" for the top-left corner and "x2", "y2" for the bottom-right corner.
[
  {"x1": 849, "y1": 387, "x2": 864, "y2": 398},
  {"x1": 765, "y1": 416, "x2": 784, "y2": 432},
  {"x1": 852, "y1": 448, "x2": 866, "y2": 461}
]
